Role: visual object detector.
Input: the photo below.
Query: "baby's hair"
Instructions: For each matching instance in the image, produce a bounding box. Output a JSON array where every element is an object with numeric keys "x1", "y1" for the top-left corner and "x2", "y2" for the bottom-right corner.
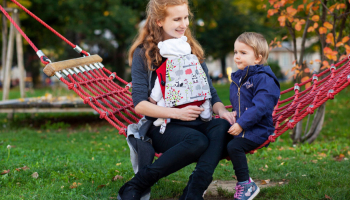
[{"x1": 236, "y1": 32, "x2": 269, "y2": 65}]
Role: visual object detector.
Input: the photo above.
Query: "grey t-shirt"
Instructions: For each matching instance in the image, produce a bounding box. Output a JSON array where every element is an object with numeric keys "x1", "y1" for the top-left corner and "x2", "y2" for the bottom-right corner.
[{"x1": 131, "y1": 46, "x2": 222, "y2": 123}]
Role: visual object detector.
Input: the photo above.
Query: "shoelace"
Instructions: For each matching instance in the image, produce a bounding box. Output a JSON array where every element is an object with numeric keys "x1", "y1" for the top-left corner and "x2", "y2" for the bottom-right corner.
[{"x1": 234, "y1": 184, "x2": 244, "y2": 199}]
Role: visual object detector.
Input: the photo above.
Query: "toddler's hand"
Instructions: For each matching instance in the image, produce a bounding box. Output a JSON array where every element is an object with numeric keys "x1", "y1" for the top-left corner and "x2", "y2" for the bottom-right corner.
[{"x1": 228, "y1": 123, "x2": 243, "y2": 136}]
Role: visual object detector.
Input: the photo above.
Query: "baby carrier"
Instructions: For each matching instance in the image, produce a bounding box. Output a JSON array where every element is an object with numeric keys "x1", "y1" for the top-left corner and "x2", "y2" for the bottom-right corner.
[{"x1": 155, "y1": 54, "x2": 212, "y2": 108}]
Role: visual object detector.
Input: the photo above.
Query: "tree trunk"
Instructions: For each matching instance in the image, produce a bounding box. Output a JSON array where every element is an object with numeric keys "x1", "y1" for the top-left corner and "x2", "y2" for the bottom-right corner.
[
  {"x1": 113, "y1": 42, "x2": 126, "y2": 81},
  {"x1": 220, "y1": 56, "x2": 226, "y2": 77},
  {"x1": 1, "y1": 0, "x2": 8, "y2": 83}
]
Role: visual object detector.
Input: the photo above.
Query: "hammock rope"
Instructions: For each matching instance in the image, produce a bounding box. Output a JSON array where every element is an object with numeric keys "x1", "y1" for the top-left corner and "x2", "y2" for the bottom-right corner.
[{"x1": 2, "y1": 1, "x2": 350, "y2": 154}]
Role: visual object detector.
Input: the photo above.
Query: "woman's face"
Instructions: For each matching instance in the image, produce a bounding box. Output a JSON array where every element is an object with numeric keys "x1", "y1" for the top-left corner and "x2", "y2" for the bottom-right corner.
[{"x1": 157, "y1": 4, "x2": 189, "y2": 40}]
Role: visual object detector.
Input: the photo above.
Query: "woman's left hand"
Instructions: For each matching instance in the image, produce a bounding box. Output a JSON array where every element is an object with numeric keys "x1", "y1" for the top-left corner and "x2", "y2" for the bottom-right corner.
[{"x1": 219, "y1": 110, "x2": 237, "y2": 125}]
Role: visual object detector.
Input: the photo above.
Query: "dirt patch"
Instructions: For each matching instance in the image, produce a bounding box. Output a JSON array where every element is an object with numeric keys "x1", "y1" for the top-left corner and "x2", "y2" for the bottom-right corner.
[
  {"x1": 205, "y1": 179, "x2": 283, "y2": 197},
  {"x1": 158, "y1": 179, "x2": 287, "y2": 199}
]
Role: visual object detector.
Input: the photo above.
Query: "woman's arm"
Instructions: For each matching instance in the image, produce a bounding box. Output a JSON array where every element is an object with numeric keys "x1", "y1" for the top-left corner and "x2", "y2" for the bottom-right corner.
[{"x1": 135, "y1": 100, "x2": 204, "y2": 121}]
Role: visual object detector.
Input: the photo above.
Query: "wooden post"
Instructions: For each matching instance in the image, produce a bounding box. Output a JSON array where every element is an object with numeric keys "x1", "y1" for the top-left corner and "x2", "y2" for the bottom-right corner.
[
  {"x1": 1, "y1": 0, "x2": 8, "y2": 83},
  {"x1": 2, "y1": 19, "x2": 15, "y2": 101},
  {"x1": 14, "y1": 10, "x2": 25, "y2": 98}
]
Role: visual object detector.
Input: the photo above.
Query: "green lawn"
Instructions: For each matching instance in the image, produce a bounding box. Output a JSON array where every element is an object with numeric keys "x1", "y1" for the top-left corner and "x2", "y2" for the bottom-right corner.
[{"x1": 0, "y1": 83, "x2": 349, "y2": 199}]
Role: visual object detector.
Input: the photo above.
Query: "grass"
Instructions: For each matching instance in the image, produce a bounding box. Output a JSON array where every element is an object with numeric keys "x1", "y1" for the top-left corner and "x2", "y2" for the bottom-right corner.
[{"x1": 0, "y1": 83, "x2": 350, "y2": 199}]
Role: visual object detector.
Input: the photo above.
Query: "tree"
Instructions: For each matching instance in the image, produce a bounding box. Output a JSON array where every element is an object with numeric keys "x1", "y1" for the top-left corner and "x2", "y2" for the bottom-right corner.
[
  {"x1": 193, "y1": 0, "x2": 276, "y2": 77},
  {"x1": 6, "y1": 0, "x2": 146, "y2": 85},
  {"x1": 265, "y1": 0, "x2": 350, "y2": 143}
]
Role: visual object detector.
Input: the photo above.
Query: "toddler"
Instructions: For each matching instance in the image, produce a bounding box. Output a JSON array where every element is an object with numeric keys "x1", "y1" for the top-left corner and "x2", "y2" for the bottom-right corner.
[{"x1": 228, "y1": 32, "x2": 280, "y2": 200}]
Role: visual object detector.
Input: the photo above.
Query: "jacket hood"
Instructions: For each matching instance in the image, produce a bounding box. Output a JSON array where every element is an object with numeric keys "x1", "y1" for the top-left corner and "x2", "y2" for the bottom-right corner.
[{"x1": 231, "y1": 64, "x2": 280, "y2": 89}]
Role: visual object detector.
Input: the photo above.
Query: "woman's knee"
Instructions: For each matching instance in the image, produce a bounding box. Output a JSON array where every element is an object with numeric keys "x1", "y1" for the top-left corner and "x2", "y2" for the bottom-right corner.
[{"x1": 185, "y1": 133, "x2": 209, "y2": 157}]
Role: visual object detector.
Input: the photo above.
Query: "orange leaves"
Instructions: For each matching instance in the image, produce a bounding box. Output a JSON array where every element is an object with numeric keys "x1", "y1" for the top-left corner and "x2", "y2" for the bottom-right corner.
[
  {"x1": 321, "y1": 60, "x2": 330, "y2": 70},
  {"x1": 311, "y1": 15, "x2": 319, "y2": 21},
  {"x1": 319, "y1": 27, "x2": 327, "y2": 34},
  {"x1": 342, "y1": 36, "x2": 350, "y2": 43},
  {"x1": 294, "y1": 19, "x2": 305, "y2": 31},
  {"x1": 268, "y1": 9, "x2": 278, "y2": 17},
  {"x1": 278, "y1": 15, "x2": 286, "y2": 26},
  {"x1": 326, "y1": 33, "x2": 334, "y2": 45},
  {"x1": 345, "y1": 45, "x2": 350, "y2": 54},
  {"x1": 286, "y1": 6, "x2": 297, "y2": 17},
  {"x1": 307, "y1": 22, "x2": 319, "y2": 32},
  {"x1": 336, "y1": 36, "x2": 350, "y2": 47},
  {"x1": 323, "y1": 22, "x2": 333, "y2": 30},
  {"x1": 324, "y1": 47, "x2": 338, "y2": 61}
]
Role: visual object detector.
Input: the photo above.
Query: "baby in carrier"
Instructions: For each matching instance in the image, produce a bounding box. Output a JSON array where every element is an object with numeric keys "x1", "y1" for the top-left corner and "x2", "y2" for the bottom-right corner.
[{"x1": 149, "y1": 36, "x2": 212, "y2": 133}]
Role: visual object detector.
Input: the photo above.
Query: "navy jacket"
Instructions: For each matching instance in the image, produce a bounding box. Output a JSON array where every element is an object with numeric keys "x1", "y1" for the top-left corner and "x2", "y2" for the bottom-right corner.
[{"x1": 229, "y1": 64, "x2": 280, "y2": 145}]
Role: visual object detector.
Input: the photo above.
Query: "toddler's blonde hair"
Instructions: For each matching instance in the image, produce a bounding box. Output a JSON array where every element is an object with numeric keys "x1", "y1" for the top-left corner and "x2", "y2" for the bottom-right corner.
[{"x1": 236, "y1": 32, "x2": 269, "y2": 65}]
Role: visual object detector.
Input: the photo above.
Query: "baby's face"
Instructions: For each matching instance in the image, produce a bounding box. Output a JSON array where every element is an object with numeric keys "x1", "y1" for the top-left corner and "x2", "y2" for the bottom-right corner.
[{"x1": 233, "y1": 41, "x2": 261, "y2": 70}]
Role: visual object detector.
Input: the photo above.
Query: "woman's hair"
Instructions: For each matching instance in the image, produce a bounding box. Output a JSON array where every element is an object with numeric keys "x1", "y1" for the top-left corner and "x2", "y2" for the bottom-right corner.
[
  {"x1": 236, "y1": 32, "x2": 269, "y2": 65},
  {"x1": 128, "y1": 0, "x2": 204, "y2": 71}
]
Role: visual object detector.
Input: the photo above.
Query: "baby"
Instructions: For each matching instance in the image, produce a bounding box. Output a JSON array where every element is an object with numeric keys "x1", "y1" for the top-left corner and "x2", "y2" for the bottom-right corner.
[{"x1": 149, "y1": 36, "x2": 212, "y2": 133}]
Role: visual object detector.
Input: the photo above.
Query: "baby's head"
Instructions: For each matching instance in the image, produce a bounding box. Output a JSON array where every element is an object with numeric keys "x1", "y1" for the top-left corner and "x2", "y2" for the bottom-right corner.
[
  {"x1": 158, "y1": 36, "x2": 191, "y2": 58},
  {"x1": 234, "y1": 32, "x2": 269, "y2": 70}
]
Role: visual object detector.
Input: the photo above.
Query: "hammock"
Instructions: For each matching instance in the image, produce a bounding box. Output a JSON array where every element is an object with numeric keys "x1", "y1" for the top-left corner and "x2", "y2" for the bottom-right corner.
[{"x1": 1, "y1": 0, "x2": 350, "y2": 154}]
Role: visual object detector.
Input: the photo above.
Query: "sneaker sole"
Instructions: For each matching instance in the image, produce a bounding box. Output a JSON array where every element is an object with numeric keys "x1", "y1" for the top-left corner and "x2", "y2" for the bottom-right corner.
[{"x1": 248, "y1": 186, "x2": 260, "y2": 200}]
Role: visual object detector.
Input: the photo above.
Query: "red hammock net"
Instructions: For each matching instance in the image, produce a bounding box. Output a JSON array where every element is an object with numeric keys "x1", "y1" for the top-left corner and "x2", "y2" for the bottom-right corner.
[{"x1": 2, "y1": 0, "x2": 350, "y2": 154}]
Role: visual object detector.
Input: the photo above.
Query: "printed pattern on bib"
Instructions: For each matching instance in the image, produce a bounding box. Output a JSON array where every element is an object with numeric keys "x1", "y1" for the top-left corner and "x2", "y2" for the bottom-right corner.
[{"x1": 165, "y1": 54, "x2": 211, "y2": 107}]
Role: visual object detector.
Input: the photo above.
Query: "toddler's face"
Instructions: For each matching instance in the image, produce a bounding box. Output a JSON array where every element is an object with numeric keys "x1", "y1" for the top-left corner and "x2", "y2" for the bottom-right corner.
[{"x1": 233, "y1": 41, "x2": 261, "y2": 70}]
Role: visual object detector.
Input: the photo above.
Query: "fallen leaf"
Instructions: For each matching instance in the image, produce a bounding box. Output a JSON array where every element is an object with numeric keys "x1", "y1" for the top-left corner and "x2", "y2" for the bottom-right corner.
[
  {"x1": 302, "y1": 174, "x2": 307, "y2": 176},
  {"x1": 279, "y1": 182, "x2": 284, "y2": 185},
  {"x1": 325, "y1": 194, "x2": 332, "y2": 199},
  {"x1": 1, "y1": 170, "x2": 10, "y2": 175},
  {"x1": 16, "y1": 168, "x2": 21, "y2": 172},
  {"x1": 311, "y1": 160, "x2": 318, "y2": 163},
  {"x1": 97, "y1": 185, "x2": 106, "y2": 190},
  {"x1": 286, "y1": 172, "x2": 291, "y2": 177},
  {"x1": 261, "y1": 179, "x2": 270, "y2": 185},
  {"x1": 277, "y1": 156, "x2": 282, "y2": 160},
  {"x1": 112, "y1": 175, "x2": 123, "y2": 181},
  {"x1": 22, "y1": 166, "x2": 30, "y2": 171},
  {"x1": 335, "y1": 154, "x2": 345, "y2": 162},
  {"x1": 232, "y1": 175, "x2": 237, "y2": 180},
  {"x1": 31, "y1": 172, "x2": 39, "y2": 179},
  {"x1": 70, "y1": 182, "x2": 82, "y2": 189},
  {"x1": 116, "y1": 163, "x2": 121, "y2": 166}
]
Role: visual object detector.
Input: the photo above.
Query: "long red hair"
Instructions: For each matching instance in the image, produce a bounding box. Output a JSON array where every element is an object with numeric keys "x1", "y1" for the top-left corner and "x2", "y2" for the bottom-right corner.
[{"x1": 128, "y1": 0, "x2": 205, "y2": 71}]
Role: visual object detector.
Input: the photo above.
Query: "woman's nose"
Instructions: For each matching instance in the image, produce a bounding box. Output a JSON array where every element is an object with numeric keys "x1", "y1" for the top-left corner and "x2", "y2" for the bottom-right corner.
[{"x1": 180, "y1": 19, "x2": 188, "y2": 28}]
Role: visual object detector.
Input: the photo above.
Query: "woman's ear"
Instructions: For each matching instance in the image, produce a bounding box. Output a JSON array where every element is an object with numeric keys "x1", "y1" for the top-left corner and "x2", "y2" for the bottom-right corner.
[{"x1": 156, "y1": 19, "x2": 163, "y2": 27}]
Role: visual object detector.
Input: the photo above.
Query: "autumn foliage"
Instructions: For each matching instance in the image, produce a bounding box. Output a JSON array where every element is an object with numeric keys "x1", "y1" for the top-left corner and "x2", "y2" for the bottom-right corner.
[{"x1": 265, "y1": 0, "x2": 350, "y2": 81}]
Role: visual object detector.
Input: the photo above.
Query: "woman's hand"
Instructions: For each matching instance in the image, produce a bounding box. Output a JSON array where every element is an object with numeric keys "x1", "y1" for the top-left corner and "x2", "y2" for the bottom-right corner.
[
  {"x1": 177, "y1": 106, "x2": 204, "y2": 121},
  {"x1": 218, "y1": 110, "x2": 237, "y2": 125},
  {"x1": 228, "y1": 123, "x2": 243, "y2": 136}
]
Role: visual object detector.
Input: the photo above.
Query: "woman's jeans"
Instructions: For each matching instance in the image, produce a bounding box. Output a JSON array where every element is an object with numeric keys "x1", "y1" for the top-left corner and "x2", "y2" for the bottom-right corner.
[{"x1": 126, "y1": 118, "x2": 230, "y2": 195}]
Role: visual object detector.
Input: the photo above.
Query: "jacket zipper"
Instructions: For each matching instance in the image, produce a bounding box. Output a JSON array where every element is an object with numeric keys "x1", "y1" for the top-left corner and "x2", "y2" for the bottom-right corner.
[{"x1": 231, "y1": 66, "x2": 249, "y2": 138}]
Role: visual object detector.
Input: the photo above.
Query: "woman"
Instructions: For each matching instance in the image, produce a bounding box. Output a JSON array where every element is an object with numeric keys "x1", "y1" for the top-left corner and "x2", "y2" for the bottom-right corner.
[{"x1": 118, "y1": 0, "x2": 236, "y2": 199}]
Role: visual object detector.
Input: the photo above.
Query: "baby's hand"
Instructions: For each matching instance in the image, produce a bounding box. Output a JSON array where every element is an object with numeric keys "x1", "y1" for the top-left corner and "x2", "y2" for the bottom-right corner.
[
  {"x1": 228, "y1": 123, "x2": 243, "y2": 136},
  {"x1": 148, "y1": 97, "x2": 157, "y2": 104}
]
